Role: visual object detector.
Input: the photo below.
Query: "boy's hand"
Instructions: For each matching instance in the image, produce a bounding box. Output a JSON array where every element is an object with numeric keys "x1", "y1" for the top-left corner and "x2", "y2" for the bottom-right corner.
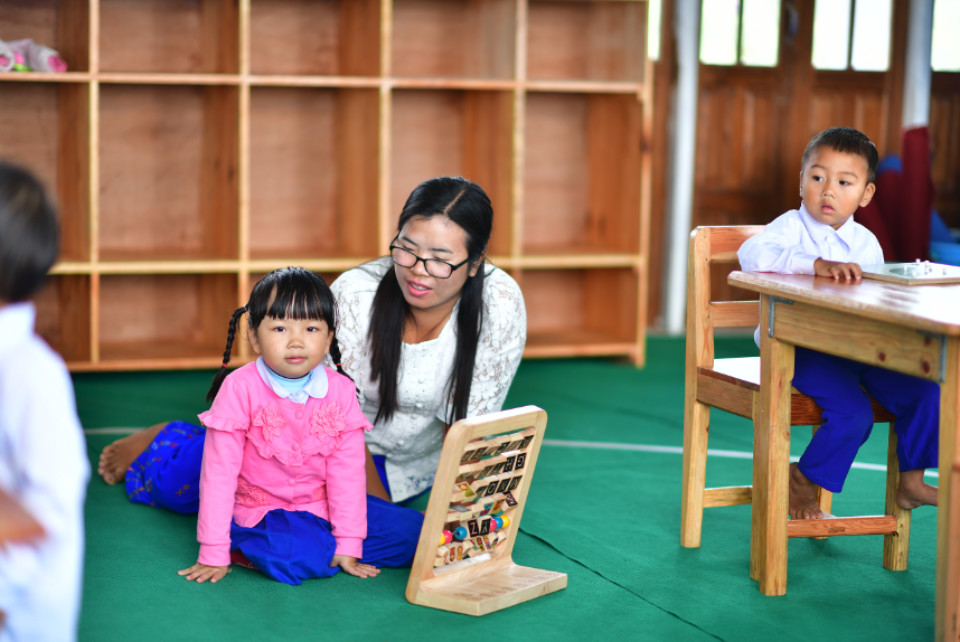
[
  {"x1": 332, "y1": 554, "x2": 380, "y2": 578},
  {"x1": 178, "y1": 562, "x2": 231, "y2": 583},
  {"x1": 814, "y1": 258, "x2": 863, "y2": 281}
]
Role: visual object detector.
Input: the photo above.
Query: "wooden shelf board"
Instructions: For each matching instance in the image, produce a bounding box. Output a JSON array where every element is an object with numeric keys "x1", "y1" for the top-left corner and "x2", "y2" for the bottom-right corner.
[
  {"x1": 247, "y1": 75, "x2": 383, "y2": 88},
  {"x1": 0, "y1": 73, "x2": 92, "y2": 84},
  {"x1": 505, "y1": 254, "x2": 642, "y2": 269},
  {"x1": 523, "y1": 343, "x2": 640, "y2": 359},
  {"x1": 97, "y1": 73, "x2": 243, "y2": 86}
]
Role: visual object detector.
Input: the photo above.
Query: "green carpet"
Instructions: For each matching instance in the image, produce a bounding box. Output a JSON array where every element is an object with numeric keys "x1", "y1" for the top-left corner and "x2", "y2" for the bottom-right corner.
[{"x1": 74, "y1": 337, "x2": 936, "y2": 640}]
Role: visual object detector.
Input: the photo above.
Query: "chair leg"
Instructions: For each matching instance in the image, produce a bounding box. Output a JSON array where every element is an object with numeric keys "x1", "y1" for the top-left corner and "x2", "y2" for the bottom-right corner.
[
  {"x1": 883, "y1": 423, "x2": 910, "y2": 571},
  {"x1": 681, "y1": 397, "x2": 710, "y2": 548}
]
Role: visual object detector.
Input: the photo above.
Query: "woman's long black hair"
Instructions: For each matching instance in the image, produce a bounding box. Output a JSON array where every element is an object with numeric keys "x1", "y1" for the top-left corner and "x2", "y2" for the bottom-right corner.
[
  {"x1": 368, "y1": 176, "x2": 492, "y2": 425},
  {"x1": 206, "y1": 267, "x2": 350, "y2": 403}
]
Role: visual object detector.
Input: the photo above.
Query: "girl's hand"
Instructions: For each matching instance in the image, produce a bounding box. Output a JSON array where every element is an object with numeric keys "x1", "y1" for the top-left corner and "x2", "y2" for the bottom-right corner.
[
  {"x1": 332, "y1": 554, "x2": 380, "y2": 578},
  {"x1": 178, "y1": 562, "x2": 231, "y2": 583},
  {"x1": 814, "y1": 258, "x2": 862, "y2": 281}
]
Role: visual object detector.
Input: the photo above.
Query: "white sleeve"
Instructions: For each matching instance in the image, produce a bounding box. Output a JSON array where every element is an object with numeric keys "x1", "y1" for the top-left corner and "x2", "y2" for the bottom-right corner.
[
  {"x1": 466, "y1": 269, "x2": 527, "y2": 418},
  {"x1": 738, "y1": 216, "x2": 818, "y2": 274}
]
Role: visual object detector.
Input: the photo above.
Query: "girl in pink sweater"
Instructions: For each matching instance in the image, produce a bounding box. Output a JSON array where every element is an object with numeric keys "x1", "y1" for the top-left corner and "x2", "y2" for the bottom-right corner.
[{"x1": 178, "y1": 267, "x2": 423, "y2": 585}]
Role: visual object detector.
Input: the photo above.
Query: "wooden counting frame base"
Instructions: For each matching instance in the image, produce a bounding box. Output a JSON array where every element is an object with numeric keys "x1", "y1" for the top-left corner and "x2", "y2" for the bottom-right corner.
[{"x1": 405, "y1": 405, "x2": 567, "y2": 616}]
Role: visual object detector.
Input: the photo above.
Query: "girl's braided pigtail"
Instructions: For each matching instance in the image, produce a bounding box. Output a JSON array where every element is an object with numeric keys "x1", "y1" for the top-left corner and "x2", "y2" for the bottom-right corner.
[
  {"x1": 206, "y1": 306, "x2": 247, "y2": 403},
  {"x1": 329, "y1": 336, "x2": 360, "y2": 399}
]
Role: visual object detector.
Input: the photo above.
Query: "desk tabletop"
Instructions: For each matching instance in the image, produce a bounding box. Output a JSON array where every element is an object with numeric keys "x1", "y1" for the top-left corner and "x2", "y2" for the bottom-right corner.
[{"x1": 729, "y1": 271, "x2": 960, "y2": 336}]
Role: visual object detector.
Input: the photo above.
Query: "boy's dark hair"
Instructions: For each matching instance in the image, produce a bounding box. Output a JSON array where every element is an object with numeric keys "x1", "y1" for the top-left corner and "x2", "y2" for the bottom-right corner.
[
  {"x1": 207, "y1": 267, "x2": 350, "y2": 402},
  {"x1": 801, "y1": 127, "x2": 879, "y2": 183},
  {"x1": 0, "y1": 161, "x2": 59, "y2": 302},
  {"x1": 368, "y1": 176, "x2": 492, "y2": 425}
]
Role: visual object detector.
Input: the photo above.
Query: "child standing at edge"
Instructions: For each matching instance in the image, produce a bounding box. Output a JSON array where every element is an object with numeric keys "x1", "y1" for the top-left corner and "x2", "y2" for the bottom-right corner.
[
  {"x1": 177, "y1": 267, "x2": 423, "y2": 585},
  {"x1": 0, "y1": 162, "x2": 90, "y2": 639},
  {"x1": 738, "y1": 126, "x2": 940, "y2": 520}
]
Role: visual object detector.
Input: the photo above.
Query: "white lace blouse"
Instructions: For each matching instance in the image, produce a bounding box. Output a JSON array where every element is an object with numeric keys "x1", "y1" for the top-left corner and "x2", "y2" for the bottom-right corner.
[{"x1": 329, "y1": 257, "x2": 527, "y2": 502}]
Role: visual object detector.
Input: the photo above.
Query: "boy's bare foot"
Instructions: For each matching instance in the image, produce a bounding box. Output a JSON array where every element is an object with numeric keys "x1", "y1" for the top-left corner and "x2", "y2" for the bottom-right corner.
[
  {"x1": 789, "y1": 462, "x2": 825, "y2": 519},
  {"x1": 896, "y1": 469, "x2": 938, "y2": 510},
  {"x1": 97, "y1": 423, "x2": 165, "y2": 485}
]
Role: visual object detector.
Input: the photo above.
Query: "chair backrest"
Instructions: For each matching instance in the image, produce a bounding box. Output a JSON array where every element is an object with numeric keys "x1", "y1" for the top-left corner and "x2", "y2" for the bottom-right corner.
[{"x1": 685, "y1": 225, "x2": 764, "y2": 370}]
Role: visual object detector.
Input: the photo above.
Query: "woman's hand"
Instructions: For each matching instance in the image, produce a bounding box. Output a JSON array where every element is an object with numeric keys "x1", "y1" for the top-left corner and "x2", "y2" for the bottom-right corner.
[
  {"x1": 178, "y1": 562, "x2": 231, "y2": 583},
  {"x1": 332, "y1": 554, "x2": 380, "y2": 578},
  {"x1": 814, "y1": 258, "x2": 862, "y2": 281}
]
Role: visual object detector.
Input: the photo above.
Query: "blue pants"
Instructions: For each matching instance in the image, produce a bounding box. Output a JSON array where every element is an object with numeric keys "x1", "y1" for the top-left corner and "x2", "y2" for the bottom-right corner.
[
  {"x1": 791, "y1": 348, "x2": 940, "y2": 492},
  {"x1": 125, "y1": 422, "x2": 424, "y2": 583}
]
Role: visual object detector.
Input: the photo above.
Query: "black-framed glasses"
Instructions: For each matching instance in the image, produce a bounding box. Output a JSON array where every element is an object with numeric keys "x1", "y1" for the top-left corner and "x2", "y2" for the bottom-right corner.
[{"x1": 389, "y1": 245, "x2": 469, "y2": 279}]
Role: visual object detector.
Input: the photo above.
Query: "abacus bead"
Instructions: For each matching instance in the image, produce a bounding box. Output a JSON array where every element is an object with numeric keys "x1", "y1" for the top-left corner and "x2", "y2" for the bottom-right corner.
[
  {"x1": 453, "y1": 526, "x2": 468, "y2": 540},
  {"x1": 500, "y1": 515, "x2": 511, "y2": 528}
]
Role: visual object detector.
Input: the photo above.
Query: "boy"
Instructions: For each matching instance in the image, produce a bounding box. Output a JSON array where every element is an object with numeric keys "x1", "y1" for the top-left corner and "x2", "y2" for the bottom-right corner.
[
  {"x1": 0, "y1": 161, "x2": 89, "y2": 640},
  {"x1": 738, "y1": 127, "x2": 939, "y2": 519}
]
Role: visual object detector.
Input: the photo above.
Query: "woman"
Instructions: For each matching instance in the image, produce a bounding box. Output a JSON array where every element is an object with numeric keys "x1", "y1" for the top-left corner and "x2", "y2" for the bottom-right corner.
[{"x1": 97, "y1": 176, "x2": 526, "y2": 507}]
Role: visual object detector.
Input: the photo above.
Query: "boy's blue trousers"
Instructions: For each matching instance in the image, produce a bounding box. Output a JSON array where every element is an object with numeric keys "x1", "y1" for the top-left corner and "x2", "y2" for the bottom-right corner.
[{"x1": 791, "y1": 347, "x2": 940, "y2": 492}]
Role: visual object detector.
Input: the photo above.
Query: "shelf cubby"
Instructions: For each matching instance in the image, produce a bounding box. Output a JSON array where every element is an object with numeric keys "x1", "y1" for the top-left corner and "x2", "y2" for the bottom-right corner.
[
  {"x1": 0, "y1": 1, "x2": 90, "y2": 73},
  {"x1": 34, "y1": 275, "x2": 92, "y2": 365},
  {"x1": 520, "y1": 267, "x2": 640, "y2": 357},
  {"x1": 98, "y1": 84, "x2": 239, "y2": 262},
  {"x1": 390, "y1": 88, "x2": 515, "y2": 256},
  {"x1": 250, "y1": 0, "x2": 381, "y2": 77},
  {"x1": 522, "y1": 91, "x2": 644, "y2": 255},
  {"x1": 0, "y1": 81, "x2": 91, "y2": 262},
  {"x1": 98, "y1": 273, "x2": 238, "y2": 365},
  {"x1": 391, "y1": 0, "x2": 516, "y2": 80},
  {"x1": 527, "y1": 0, "x2": 647, "y2": 83},
  {"x1": 249, "y1": 87, "x2": 380, "y2": 260},
  {"x1": 99, "y1": 0, "x2": 239, "y2": 74}
]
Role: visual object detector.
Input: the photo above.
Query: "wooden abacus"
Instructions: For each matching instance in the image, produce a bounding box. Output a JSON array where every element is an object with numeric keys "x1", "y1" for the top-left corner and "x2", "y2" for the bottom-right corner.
[{"x1": 405, "y1": 405, "x2": 567, "y2": 616}]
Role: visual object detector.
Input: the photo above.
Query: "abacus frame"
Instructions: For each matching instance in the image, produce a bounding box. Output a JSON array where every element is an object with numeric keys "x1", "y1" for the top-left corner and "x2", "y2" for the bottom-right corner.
[{"x1": 405, "y1": 405, "x2": 567, "y2": 616}]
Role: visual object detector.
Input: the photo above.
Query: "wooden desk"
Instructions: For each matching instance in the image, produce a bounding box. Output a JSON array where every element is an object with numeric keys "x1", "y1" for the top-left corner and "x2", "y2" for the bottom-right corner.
[{"x1": 728, "y1": 271, "x2": 960, "y2": 641}]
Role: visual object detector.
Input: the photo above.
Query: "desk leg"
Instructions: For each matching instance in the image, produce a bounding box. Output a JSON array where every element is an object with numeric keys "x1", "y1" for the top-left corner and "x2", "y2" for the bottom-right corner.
[
  {"x1": 752, "y1": 295, "x2": 793, "y2": 596},
  {"x1": 937, "y1": 336, "x2": 959, "y2": 641}
]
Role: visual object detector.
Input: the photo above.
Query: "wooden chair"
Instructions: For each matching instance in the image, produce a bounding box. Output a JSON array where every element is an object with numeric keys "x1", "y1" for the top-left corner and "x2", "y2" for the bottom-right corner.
[{"x1": 680, "y1": 225, "x2": 911, "y2": 592}]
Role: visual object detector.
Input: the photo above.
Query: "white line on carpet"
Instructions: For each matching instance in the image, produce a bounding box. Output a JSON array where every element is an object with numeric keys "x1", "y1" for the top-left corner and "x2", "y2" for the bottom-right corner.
[
  {"x1": 540, "y1": 439, "x2": 940, "y2": 478},
  {"x1": 81, "y1": 429, "x2": 938, "y2": 478}
]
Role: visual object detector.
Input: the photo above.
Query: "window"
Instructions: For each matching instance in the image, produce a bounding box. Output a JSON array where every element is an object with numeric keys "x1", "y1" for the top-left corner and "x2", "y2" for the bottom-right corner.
[
  {"x1": 699, "y1": 0, "x2": 780, "y2": 67},
  {"x1": 932, "y1": 0, "x2": 960, "y2": 71},
  {"x1": 811, "y1": 0, "x2": 893, "y2": 71},
  {"x1": 648, "y1": 0, "x2": 662, "y2": 61}
]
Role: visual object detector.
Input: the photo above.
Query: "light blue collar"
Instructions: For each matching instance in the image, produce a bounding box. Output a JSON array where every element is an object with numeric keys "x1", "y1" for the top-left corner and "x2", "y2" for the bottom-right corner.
[{"x1": 255, "y1": 357, "x2": 329, "y2": 404}]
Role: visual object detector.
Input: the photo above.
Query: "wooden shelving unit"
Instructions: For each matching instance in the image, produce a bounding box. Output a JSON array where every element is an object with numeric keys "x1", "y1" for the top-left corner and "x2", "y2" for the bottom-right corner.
[{"x1": 1, "y1": 0, "x2": 652, "y2": 372}]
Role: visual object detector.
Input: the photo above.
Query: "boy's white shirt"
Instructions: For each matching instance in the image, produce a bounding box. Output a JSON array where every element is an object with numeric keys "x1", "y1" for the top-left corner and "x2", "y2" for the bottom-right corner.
[
  {"x1": 737, "y1": 203, "x2": 884, "y2": 344},
  {"x1": 0, "y1": 302, "x2": 90, "y2": 642}
]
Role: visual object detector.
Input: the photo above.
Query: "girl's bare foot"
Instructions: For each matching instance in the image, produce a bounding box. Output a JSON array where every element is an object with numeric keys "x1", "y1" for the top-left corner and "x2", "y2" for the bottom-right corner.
[
  {"x1": 896, "y1": 469, "x2": 938, "y2": 510},
  {"x1": 97, "y1": 423, "x2": 165, "y2": 485},
  {"x1": 789, "y1": 462, "x2": 825, "y2": 519}
]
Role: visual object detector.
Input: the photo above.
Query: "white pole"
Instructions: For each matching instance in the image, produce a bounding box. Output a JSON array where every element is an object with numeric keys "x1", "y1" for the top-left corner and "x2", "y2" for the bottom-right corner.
[
  {"x1": 663, "y1": 0, "x2": 700, "y2": 334},
  {"x1": 902, "y1": 0, "x2": 934, "y2": 128}
]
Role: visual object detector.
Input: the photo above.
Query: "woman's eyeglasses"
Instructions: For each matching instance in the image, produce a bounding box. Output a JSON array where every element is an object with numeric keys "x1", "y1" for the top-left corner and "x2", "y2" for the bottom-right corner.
[{"x1": 389, "y1": 245, "x2": 469, "y2": 279}]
